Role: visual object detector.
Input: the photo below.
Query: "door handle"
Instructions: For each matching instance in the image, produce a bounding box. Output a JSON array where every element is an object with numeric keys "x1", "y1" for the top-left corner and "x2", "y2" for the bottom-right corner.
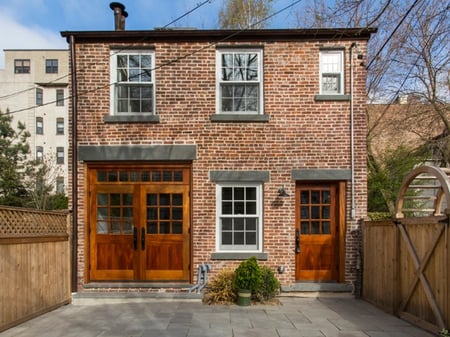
[
  {"x1": 133, "y1": 227, "x2": 138, "y2": 250},
  {"x1": 141, "y1": 228, "x2": 146, "y2": 250},
  {"x1": 295, "y1": 229, "x2": 300, "y2": 253}
]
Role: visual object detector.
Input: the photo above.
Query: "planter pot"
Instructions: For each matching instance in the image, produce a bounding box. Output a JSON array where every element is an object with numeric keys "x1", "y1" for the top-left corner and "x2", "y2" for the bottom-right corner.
[{"x1": 237, "y1": 289, "x2": 251, "y2": 306}]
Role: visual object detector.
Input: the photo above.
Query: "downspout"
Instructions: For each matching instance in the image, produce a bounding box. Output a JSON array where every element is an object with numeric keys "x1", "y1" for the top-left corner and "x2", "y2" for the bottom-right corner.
[
  {"x1": 69, "y1": 34, "x2": 78, "y2": 292},
  {"x1": 350, "y1": 42, "x2": 356, "y2": 220}
]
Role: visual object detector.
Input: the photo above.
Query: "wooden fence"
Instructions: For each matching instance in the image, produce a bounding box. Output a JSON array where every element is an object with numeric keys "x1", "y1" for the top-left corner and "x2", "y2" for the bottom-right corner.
[
  {"x1": 0, "y1": 206, "x2": 71, "y2": 332},
  {"x1": 362, "y1": 217, "x2": 449, "y2": 334}
]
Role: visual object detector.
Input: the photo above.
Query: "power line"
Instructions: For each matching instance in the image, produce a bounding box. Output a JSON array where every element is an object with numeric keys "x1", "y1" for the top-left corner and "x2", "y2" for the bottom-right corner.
[
  {"x1": 5, "y1": 0, "x2": 305, "y2": 116},
  {"x1": 0, "y1": 0, "x2": 214, "y2": 102},
  {"x1": 366, "y1": 0, "x2": 423, "y2": 70}
]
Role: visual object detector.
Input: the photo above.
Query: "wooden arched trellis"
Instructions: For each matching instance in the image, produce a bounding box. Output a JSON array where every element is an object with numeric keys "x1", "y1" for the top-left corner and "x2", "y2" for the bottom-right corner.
[
  {"x1": 395, "y1": 165, "x2": 450, "y2": 218},
  {"x1": 389, "y1": 165, "x2": 450, "y2": 332}
]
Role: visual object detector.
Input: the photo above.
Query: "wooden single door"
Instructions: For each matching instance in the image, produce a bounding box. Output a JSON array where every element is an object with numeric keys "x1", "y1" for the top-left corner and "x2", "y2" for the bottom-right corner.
[
  {"x1": 90, "y1": 185, "x2": 137, "y2": 281},
  {"x1": 141, "y1": 185, "x2": 190, "y2": 281},
  {"x1": 295, "y1": 183, "x2": 338, "y2": 281}
]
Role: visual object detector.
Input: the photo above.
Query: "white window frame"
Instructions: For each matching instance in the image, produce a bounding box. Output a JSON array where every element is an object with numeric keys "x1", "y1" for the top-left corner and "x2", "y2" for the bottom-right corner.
[
  {"x1": 110, "y1": 50, "x2": 155, "y2": 115},
  {"x1": 216, "y1": 49, "x2": 263, "y2": 115},
  {"x1": 319, "y1": 50, "x2": 344, "y2": 95},
  {"x1": 215, "y1": 183, "x2": 263, "y2": 252}
]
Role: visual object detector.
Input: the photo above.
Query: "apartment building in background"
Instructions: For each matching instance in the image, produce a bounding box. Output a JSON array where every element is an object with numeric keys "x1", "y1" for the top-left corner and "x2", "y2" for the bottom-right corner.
[{"x1": 0, "y1": 49, "x2": 69, "y2": 195}]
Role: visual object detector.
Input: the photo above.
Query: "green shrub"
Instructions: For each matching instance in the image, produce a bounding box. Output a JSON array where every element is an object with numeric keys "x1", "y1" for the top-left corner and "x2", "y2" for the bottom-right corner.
[
  {"x1": 441, "y1": 328, "x2": 450, "y2": 337},
  {"x1": 254, "y1": 265, "x2": 280, "y2": 302},
  {"x1": 234, "y1": 257, "x2": 262, "y2": 292},
  {"x1": 203, "y1": 270, "x2": 236, "y2": 305}
]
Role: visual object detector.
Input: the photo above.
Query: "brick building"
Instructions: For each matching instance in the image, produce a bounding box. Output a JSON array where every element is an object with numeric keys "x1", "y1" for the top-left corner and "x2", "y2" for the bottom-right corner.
[{"x1": 62, "y1": 11, "x2": 376, "y2": 292}]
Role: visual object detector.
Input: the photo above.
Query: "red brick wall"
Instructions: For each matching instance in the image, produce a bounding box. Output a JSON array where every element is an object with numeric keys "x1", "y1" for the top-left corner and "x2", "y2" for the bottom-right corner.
[{"x1": 70, "y1": 38, "x2": 369, "y2": 290}]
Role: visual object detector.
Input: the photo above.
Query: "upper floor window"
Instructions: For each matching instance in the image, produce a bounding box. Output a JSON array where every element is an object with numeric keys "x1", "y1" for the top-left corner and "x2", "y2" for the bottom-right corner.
[
  {"x1": 36, "y1": 117, "x2": 43, "y2": 135},
  {"x1": 36, "y1": 146, "x2": 43, "y2": 162},
  {"x1": 14, "y1": 59, "x2": 30, "y2": 74},
  {"x1": 111, "y1": 51, "x2": 155, "y2": 115},
  {"x1": 56, "y1": 89, "x2": 64, "y2": 106},
  {"x1": 216, "y1": 183, "x2": 262, "y2": 252},
  {"x1": 216, "y1": 49, "x2": 263, "y2": 114},
  {"x1": 319, "y1": 50, "x2": 344, "y2": 95},
  {"x1": 56, "y1": 118, "x2": 64, "y2": 135},
  {"x1": 56, "y1": 176, "x2": 65, "y2": 194},
  {"x1": 56, "y1": 147, "x2": 64, "y2": 164},
  {"x1": 36, "y1": 88, "x2": 43, "y2": 106},
  {"x1": 45, "y1": 59, "x2": 58, "y2": 73}
]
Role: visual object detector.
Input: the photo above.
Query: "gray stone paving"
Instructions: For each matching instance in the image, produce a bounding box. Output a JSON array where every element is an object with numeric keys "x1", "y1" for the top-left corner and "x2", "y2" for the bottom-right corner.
[{"x1": 0, "y1": 295, "x2": 436, "y2": 337}]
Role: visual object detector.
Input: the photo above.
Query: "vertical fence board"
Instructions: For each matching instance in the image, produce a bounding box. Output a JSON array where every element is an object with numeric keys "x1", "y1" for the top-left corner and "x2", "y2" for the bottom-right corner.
[{"x1": 0, "y1": 206, "x2": 71, "y2": 332}]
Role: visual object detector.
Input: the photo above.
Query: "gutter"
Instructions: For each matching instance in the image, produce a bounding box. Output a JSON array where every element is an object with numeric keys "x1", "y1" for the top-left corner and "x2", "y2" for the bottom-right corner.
[{"x1": 350, "y1": 42, "x2": 356, "y2": 220}]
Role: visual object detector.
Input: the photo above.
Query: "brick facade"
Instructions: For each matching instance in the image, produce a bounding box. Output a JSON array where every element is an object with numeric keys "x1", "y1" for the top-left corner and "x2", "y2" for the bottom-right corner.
[{"x1": 63, "y1": 29, "x2": 374, "y2": 291}]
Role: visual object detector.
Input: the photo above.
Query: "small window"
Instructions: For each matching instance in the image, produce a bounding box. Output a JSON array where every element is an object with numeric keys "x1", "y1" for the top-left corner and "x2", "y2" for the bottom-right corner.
[
  {"x1": 36, "y1": 146, "x2": 43, "y2": 162},
  {"x1": 56, "y1": 147, "x2": 64, "y2": 164},
  {"x1": 320, "y1": 50, "x2": 344, "y2": 95},
  {"x1": 56, "y1": 176, "x2": 65, "y2": 194},
  {"x1": 216, "y1": 183, "x2": 262, "y2": 252},
  {"x1": 36, "y1": 117, "x2": 43, "y2": 135},
  {"x1": 14, "y1": 59, "x2": 30, "y2": 74},
  {"x1": 216, "y1": 49, "x2": 263, "y2": 114},
  {"x1": 46, "y1": 59, "x2": 58, "y2": 73},
  {"x1": 56, "y1": 118, "x2": 64, "y2": 135},
  {"x1": 36, "y1": 88, "x2": 43, "y2": 106},
  {"x1": 56, "y1": 89, "x2": 64, "y2": 106},
  {"x1": 111, "y1": 51, "x2": 155, "y2": 115}
]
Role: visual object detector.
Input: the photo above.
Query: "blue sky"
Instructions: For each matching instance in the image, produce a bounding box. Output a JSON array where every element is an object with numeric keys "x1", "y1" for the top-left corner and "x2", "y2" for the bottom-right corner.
[{"x1": 0, "y1": 0, "x2": 301, "y2": 68}]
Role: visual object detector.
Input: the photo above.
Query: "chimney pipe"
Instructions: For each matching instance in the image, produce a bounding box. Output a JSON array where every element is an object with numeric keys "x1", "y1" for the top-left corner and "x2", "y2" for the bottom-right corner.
[{"x1": 110, "y1": 2, "x2": 128, "y2": 31}]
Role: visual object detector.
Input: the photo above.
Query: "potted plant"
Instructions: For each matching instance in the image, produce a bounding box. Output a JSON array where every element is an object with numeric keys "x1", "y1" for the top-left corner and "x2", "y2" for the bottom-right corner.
[{"x1": 233, "y1": 257, "x2": 262, "y2": 306}]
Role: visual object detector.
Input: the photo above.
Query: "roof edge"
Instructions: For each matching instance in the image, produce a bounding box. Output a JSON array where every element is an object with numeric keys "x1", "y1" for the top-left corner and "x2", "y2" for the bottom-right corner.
[{"x1": 61, "y1": 27, "x2": 377, "y2": 42}]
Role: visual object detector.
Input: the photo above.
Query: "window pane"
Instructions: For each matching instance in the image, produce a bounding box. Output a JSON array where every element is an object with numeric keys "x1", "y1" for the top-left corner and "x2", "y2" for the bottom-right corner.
[
  {"x1": 234, "y1": 187, "x2": 244, "y2": 200},
  {"x1": 98, "y1": 193, "x2": 108, "y2": 206},
  {"x1": 311, "y1": 191, "x2": 320, "y2": 204},
  {"x1": 172, "y1": 194, "x2": 182, "y2": 206},
  {"x1": 234, "y1": 232, "x2": 244, "y2": 245},
  {"x1": 222, "y1": 232, "x2": 232, "y2": 245},
  {"x1": 322, "y1": 191, "x2": 331, "y2": 203},
  {"x1": 147, "y1": 208, "x2": 157, "y2": 220},
  {"x1": 147, "y1": 222, "x2": 157, "y2": 234},
  {"x1": 160, "y1": 208, "x2": 170, "y2": 220},
  {"x1": 301, "y1": 222, "x2": 309, "y2": 234},
  {"x1": 301, "y1": 206, "x2": 309, "y2": 219},
  {"x1": 123, "y1": 194, "x2": 133, "y2": 205},
  {"x1": 173, "y1": 222, "x2": 183, "y2": 234},
  {"x1": 222, "y1": 218, "x2": 232, "y2": 231},
  {"x1": 322, "y1": 221, "x2": 331, "y2": 234},
  {"x1": 110, "y1": 194, "x2": 121, "y2": 205},
  {"x1": 160, "y1": 222, "x2": 170, "y2": 234},
  {"x1": 300, "y1": 191, "x2": 309, "y2": 204},
  {"x1": 172, "y1": 208, "x2": 182, "y2": 220},
  {"x1": 246, "y1": 201, "x2": 256, "y2": 214},
  {"x1": 160, "y1": 194, "x2": 170, "y2": 205},
  {"x1": 234, "y1": 202, "x2": 244, "y2": 214},
  {"x1": 147, "y1": 194, "x2": 157, "y2": 206},
  {"x1": 311, "y1": 206, "x2": 320, "y2": 219},
  {"x1": 234, "y1": 218, "x2": 244, "y2": 231},
  {"x1": 311, "y1": 221, "x2": 320, "y2": 234},
  {"x1": 246, "y1": 218, "x2": 257, "y2": 231},
  {"x1": 222, "y1": 187, "x2": 232, "y2": 200},
  {"x1": 246, "y1": 232, "x2": 256, "y2": 245},
  {"x1": 322, "y1": 206, "x2": 330, "y2": 219}
]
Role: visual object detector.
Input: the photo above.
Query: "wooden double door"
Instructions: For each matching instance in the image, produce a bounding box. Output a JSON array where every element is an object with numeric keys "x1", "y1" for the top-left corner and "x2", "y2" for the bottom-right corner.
[
  {"x1": 88, "y1": 166, "x2": 190, "y2": 282},
  {"x1": 295, "y1": 182, "x2": 342, "y2": 281}
]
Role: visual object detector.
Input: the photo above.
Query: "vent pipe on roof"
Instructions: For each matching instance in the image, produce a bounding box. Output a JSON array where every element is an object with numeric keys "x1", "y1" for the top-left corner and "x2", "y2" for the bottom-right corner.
[{"x1": 110, "y1": 2, "x2": 128, "y2": 31}]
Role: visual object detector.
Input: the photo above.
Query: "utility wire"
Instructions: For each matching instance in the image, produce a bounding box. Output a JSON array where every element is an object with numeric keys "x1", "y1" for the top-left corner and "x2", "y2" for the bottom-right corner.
[
  {"x1": 366, "y1": 0, "x2": 423, "y2": 70},
  {"x1": 0, "y1": 0, "x2": 214, "y2": 102},
  {"x1": 5, "y1": 0, "x2": 304, "y2": 116}
]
